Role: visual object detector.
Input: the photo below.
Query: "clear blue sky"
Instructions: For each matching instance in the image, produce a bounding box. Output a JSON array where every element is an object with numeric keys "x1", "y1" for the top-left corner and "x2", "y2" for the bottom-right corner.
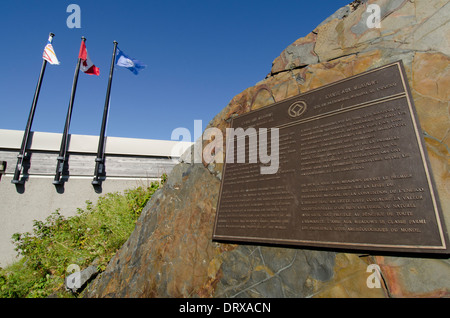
[{"x1": 0, "y1": 0, "x2": 350, "y2": 141}]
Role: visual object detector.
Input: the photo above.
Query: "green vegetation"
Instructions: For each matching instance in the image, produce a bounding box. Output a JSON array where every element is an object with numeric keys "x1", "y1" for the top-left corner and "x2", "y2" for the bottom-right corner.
[{"x1": 0, "y1": 179, "x2": 163, "y2": 298}]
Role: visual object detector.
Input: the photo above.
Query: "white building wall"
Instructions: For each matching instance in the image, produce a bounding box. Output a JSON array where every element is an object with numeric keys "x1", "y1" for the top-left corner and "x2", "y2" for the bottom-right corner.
[{"x1": 0, "y1": 129, "x2": 192, "y2": 267}]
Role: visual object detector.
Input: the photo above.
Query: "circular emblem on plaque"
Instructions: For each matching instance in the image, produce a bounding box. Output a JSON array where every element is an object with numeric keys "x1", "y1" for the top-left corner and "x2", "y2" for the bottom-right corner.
[{"x1": 288, "y1": 100, "x2": 307, "y2": 118}]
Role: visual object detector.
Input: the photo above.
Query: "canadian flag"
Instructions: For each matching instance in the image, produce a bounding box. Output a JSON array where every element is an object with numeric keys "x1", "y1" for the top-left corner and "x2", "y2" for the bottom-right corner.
[{"x1": 78, "y1": 40, "x2": 100, "y2": 76}]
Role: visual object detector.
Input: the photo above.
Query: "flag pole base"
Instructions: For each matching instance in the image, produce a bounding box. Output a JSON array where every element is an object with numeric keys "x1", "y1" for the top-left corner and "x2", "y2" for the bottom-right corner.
[{"x1": 92, "y1": 178, "x2": 102, "y2": 186}]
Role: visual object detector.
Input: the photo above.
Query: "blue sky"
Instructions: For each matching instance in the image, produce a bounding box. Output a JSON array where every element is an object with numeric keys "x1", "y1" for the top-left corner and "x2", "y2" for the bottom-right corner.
[{"x1": 0, "y1": 0, "x2": 350, "y2": 141}]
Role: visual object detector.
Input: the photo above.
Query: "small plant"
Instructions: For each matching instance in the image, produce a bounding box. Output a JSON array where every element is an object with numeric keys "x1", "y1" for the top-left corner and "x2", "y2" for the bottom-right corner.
[
  {"x1": 0, "y1": 181, "x2": 160, "y2": 298},
  {"x1": 160, "y1": 172, "x2": 168, "y2": 185}
]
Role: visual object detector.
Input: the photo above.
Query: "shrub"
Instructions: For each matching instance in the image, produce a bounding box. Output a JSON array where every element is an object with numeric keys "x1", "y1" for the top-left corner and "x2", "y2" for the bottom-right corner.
[{"x1": 0, "y1": 182, "x2": 160, "y2": 298}]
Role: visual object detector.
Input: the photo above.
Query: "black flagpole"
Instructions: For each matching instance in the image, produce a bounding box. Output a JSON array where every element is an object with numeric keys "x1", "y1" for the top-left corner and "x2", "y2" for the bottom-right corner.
[
  {"x1": 92, "y1": 41, "x2": 118, "y2": 186},
  {"x1": 53, "y1": 36, "x2": 85, "y2": 185},
  {"x1": 12, "y1": 32, "x2": 54, "y2": 184}
]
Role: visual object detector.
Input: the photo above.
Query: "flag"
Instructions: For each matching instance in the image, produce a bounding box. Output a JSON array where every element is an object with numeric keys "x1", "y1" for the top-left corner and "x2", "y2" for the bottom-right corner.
[
  {"x1": 115, "y1": 47, "x2": 146, "y2": 75},
  {"x1": 43, "y1": 35, "x2": 59, "y2": 65},
  {"x1": 78, "y1": 40, "x2": 100, "y2": 76}
]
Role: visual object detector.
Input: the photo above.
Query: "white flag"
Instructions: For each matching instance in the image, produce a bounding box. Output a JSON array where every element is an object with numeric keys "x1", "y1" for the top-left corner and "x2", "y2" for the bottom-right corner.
[{"x1": 42, "y1": 35, "x2": 60, "y2": 65}]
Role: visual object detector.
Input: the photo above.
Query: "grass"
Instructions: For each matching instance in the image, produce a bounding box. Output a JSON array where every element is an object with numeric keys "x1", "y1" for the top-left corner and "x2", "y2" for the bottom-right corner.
[{"x1": 0, "y1": 179, "x2": 163, "y2": 298}]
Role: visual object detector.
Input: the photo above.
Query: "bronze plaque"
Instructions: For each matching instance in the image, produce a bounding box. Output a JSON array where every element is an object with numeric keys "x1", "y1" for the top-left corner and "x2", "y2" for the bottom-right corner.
[{"x1": 213, "y1": 61, "x2": 450, "y2": 254}]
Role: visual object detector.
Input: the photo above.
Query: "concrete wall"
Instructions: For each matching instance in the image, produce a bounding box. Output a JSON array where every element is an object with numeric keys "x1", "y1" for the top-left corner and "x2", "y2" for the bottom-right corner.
[{"x1": 0, "y1": 129, "x2": 192, "y2": 267}]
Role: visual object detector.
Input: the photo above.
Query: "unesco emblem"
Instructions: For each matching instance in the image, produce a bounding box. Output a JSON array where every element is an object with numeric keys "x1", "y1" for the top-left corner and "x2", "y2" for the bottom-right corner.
[{"x1": 288, "y1": 100, "x2": 307, "y2": 118}]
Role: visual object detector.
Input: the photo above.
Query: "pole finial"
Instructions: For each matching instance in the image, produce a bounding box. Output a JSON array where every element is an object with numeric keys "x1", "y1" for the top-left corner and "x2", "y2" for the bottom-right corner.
[
  {"x1": 81, "y1": 36, "x2": 86, "y2": 42},
  {"x1": 49, "y1": 32, "x2": 55, "y2": 38}
]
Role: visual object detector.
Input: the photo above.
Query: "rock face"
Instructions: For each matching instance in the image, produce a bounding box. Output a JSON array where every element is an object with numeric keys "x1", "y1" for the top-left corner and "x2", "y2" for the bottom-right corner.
[{"x1": 85, "y1": 0, "x2": 450, "y2": 298}]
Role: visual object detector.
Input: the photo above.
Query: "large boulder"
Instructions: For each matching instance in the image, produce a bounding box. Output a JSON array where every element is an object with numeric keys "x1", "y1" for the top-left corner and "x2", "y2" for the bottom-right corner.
[{"x1": 85, "y1": 0, "x2": 450, "y2": 298}]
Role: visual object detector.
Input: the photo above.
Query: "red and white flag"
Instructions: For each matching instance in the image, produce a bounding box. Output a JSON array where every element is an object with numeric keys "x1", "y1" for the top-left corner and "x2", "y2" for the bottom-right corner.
[{"x1": 78, "y1": 40, "x2": 100, "y2": 76}]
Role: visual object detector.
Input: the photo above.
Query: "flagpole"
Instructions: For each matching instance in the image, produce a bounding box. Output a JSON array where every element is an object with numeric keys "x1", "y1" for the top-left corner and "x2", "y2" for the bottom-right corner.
[
  {"x1": 12, "y1": 33, "x2": 54, "y2": 184},
  {"x1": 53, "y1": 36, "x2": 85, "y2": 185},
  {"x1": 92, "y1": 41, "x2": 118, "y2": 186}
]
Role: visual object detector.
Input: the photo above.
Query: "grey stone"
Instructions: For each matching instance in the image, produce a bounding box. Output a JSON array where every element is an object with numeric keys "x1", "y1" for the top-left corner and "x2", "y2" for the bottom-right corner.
[
  {"x1": 304, "y1": 250, "x2": 336, "y2": 282},
  {"x1": 284, "y1": 42, "x2": 319, "y2": 67}
]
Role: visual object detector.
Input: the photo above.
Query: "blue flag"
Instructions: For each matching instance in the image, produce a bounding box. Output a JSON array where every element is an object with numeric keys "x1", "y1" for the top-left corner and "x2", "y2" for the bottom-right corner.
[{"x1": 115, "y1": 47, "x2": 146, "y2": 75}]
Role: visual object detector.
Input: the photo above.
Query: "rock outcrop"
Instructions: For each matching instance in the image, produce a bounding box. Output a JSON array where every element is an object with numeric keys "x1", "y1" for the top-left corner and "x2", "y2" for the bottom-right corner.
[{"x1": 85, "y1": 0, "x2": 450, "y2": 298}]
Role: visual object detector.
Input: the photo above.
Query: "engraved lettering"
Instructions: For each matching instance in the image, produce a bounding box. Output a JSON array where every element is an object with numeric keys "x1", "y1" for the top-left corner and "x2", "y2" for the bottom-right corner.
[{"x1": 214, "y1": 62, "x2": 448, "y2": 254}]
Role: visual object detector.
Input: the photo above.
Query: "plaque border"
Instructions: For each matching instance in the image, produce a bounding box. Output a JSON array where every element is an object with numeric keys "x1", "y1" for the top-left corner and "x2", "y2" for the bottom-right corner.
[{"x1": 212, "y1": 61, "x2": 449, "y2": 254}]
